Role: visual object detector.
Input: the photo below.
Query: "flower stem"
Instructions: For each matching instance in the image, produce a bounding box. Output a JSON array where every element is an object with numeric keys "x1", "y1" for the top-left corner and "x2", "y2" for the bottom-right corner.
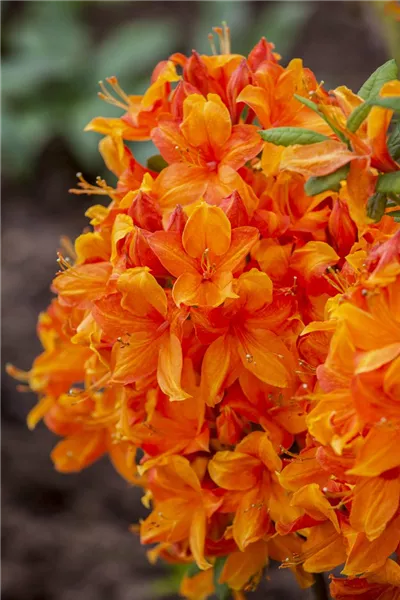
[{"x1": 313, "y1": 572, "x2": 329, "y2": 600}]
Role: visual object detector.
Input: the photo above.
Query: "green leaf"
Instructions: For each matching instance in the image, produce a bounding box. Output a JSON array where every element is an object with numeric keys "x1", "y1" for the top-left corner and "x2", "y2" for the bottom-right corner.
[
  {"x1": 186, "y1": 563, "x2": 202, "y2": 579},
  {"x1": 346, "y1": 103, "x2": 371, "y2": 133},
  {"x1": 304, "y1": 164, "x2": 350, "y2": 197},
  {"x1": 376, "y1": 171, "x2": 400, "y2": 194},
  {"x1": 259, "y1": 127, "x2": 330, "y2": 146},
  {"x1": 147, "y1": 154, "x2": 169, "y2": 172},
  {"x1": 366, "y1": 96, "x2": 400, "y2": 112},
  {"x1": 388, "y1": 122, "x2": 400, "y2": 162},
  {"x1": 367, "y1": 192, "x2": 388, "y2": 221},
  {"x1": 94, "y1": 20, "x2": 179, "y2": 81},
  {"x1": 358, "y1": 59, "x2": 398, "y2": 100},
  {"x1": 213, "y1": 557, "x2": 230, "y2": 600},
  {"x1": 294, "y1": 94, "x2": 350, "y2": 145},
  {"x1": 388, "y1": 209, "x2": 400, "y2": 221}
]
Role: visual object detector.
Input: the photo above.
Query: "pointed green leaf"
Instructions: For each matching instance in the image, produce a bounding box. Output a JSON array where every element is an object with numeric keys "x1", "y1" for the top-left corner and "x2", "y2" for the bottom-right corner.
[
  {"x1": 304, "y1": 164, "x2": 350, "y2": 197},
  {"x1": 376, "y1": 171, "x2": 400, "y2": 194},
  {"x1": 358, "y1": 59, "x2": 398, "y2": 100},
  {"x1": 259, "y1": 127, "x2": 330, "y2": 146},
  {"x1": 147, "y1": 154, "x2": 168, "y2": 172},
  {"x1": 213, "y1": 557, "x2": 230, "y2": 600},
  {"x1": 367, "y1": 192, "x2": 388, "y2": 221},
  {"x1": 346, "y1": 103, "x2": 371, "y2": 133},
  {"x1": 294, "y1": 94, "x2": 350, "y2": 145},
  {"x1": 366, "y1": 96, "x2": 400, "y2": 112},
  {"x1": 388, "y1": 122, "x2": 400, "y2": 162},
  {"x1": 388, "y1": 209, "x2": 400, "y2": 221}
]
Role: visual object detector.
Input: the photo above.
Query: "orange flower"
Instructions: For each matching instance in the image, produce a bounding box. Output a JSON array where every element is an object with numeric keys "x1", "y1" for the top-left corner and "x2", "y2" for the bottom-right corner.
[
  {"x1": 151, "y1": 93, "x2": 262, "y2": 212},
  {"x1": 208, "y1": 431, "x2": 281, "y2": 550},
  {"x1": 149, "y1": 202, "x2": 259, "y2": 307},
  {"x1": 140, "y1": 455, "x2": 221, "y2": 570}
]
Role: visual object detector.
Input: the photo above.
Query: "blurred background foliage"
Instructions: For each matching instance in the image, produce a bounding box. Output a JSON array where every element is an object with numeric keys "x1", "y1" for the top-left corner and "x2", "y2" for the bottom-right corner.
[{"x1": 4, "y1": 0, "x2": 390, "y2": 180}]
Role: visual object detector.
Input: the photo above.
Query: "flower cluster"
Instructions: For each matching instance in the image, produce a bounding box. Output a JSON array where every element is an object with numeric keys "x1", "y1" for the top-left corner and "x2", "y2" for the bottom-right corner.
[{"x1": 9, "y1": 26, "x2": 400, "y2": 599}]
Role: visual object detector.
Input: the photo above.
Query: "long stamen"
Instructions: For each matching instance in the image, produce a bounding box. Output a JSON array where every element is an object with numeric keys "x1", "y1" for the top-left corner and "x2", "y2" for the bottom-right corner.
[{"x1": 98, "y1": 76, "x2": 131, "y2": 110}]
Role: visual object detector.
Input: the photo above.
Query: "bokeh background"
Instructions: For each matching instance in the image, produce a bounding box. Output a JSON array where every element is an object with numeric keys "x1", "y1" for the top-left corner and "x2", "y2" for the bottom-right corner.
[{"x1": 2, "y1": 2, "x2": 399, "y2": 599}]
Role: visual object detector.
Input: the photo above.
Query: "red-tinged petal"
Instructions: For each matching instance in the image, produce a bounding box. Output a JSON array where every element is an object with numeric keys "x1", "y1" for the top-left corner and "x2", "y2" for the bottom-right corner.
[
  {"x1": 166, "y1": 203, "x2": 187, "y2": 233},
  {"x1": 217, "y1": 166, "x2": 259, "y2": 216},
  {"x1": 217, "y1": 227, "x2": 259, "y2": 273},
  {"x1": 276, "y1": 513, "x2": 325, "y2": 536},
  {"x1": 220, "y1": 540, "x2": 269, "y2": 591},
  {"x1": 208, "y1": 451, "x2": 261, "y2": 490},
  {"x1": 182, "y1": 202, "x2": 231, "y2": 258},
  {"x1": 51, "y1": 431, "x2": 106, "y2": 473},
  {"x1": 347, "y1": 426, "x2": 400, "y2": 477},
  {"x1": 281, "y1": 140, "x2": 355, "y2": 178},
  {"x1": 219, "y1": 191, "x2": 249, "y2": 227},
  {"x1": 220, "y1": 124, "x2": 263, "y2": 171},
  {"x1": 350, "y1": 476, "x2": 400, "y2": 541},
  {"x1": 189, "y1": 508, "x2": 212, "y2": 570},
  {"x1": 233, "y1": 485, "x2": 271, "y2": 551},
  {"x1": 343, "y1": 514, "x2": 400, "y2": 576},
  {"x1": 151, "y1": 116, "x2": 189, "y2": 164},
  {"x1": 148, "y1": 230, "x2": 198, "y2": 277},
  {"x1": 200, "y1": 335, "x2": 231, "y2": 407},
  {"x1": 157, "y1": 333, "x2": 191, "y2": 401}
]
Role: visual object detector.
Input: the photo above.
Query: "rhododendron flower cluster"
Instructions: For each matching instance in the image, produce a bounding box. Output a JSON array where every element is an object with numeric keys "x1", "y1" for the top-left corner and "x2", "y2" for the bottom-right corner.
[{"x1": 9, "y1": 25, "x2": 400, "y2": 599}]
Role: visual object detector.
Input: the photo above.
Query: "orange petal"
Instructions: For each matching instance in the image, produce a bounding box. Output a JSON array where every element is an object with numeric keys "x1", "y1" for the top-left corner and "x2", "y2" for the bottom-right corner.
[
  {"x1": 347, "y1": 426, "x2": 400, "y2": 476},
  {"x1": 217, "y1": 227, "x2": 259, "y2": 273},
  {"x1": 208, "y1": 451, "x2": 261, "y2": 490},
  {"x1": 350, "y1": 476, "x2": 400, "y2": 541},
  {"x1": 201, "y1": 335, "x2": 231, "y2": 407},
  {"x1": 233, "y1": 485, "x2": 271, "y2": 551},
  {"x1": 235, "y1": 269, "x2": 273, "y2": 312},
  {"x1": 291, "y1": 483, "x2": 340, "y2": 532},
  {"x1": 189, "y1": 507, "x2": 212, "y2": 570},
  {"x1": 182, "y1": 202, "x2": 231, "y2": 258},
  {"x1": 237, "y1": 329, "x2": 290, "y2": 388},
  {"x1": 343, "y1": 514, "x2": 400, "y2": 576},
  {"x1": 51, "y1": 431, "x2": 106, "y2": 473},
  {"x1": 220, "y1": 540, "x2": 269, "y2": 591},
  {"x1": 117, "y1": 267, "x2": 168, "y2": 318},
  {"x1": 220, "y1": 124, "x2": 263, "y2": 170},
  {"x1": 157, "y1": 333, "x2": 191, "y2": 401},
  {"x1": 148, "y1": 230, "x2": 198, "y2": 277},
  {"x1": 281, "y1": 140, "x2": 355, "y2": 178}
]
